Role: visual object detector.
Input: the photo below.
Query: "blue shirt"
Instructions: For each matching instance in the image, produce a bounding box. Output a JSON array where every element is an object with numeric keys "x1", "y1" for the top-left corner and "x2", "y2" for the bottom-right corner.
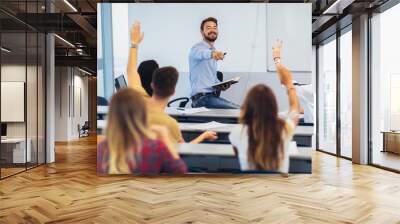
[{"x1": 189, "y1": 41, "x2": 219, "y2": 96}]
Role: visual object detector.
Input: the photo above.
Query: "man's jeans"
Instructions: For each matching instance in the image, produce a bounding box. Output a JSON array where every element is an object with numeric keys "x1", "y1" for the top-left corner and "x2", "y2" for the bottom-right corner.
[{"x1": 191, "y1": 95, "x2": 240, "y2": 109}]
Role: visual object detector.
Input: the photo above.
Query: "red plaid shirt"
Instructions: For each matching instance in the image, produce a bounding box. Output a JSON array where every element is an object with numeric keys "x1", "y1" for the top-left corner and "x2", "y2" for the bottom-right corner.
[{"x1": 97, "y1": 138, "x2": 187, "y2": 175}]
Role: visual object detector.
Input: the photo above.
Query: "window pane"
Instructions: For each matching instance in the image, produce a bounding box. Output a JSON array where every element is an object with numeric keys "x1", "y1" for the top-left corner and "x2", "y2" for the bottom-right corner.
[
  {"x1": 1, "y1": 31, "x2": 28, "y2": 177},
  {"x1": 340, "y1": 30, "x2": 352, "y2": 158},
  {"x1": 27, "y1": 31, "x2": 38, "y2": 169},
  {"x1": 318, "y1": 38, "x2": 337, "y2": 154},
  {"x1": 371, "y1": 4, "x2": 400, "y2": 171},
  {"x1": 0, "y1": 1, "x2": 46, "y2": 178},
  {"x1": 38, "y1": 32, "x2": 46, "y2": 165}
]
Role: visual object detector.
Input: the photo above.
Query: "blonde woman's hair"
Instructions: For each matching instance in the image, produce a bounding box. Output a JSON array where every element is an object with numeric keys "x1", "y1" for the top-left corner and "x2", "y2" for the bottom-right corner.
[{"x1": 105, "y1": 88, "x2": 151, "y2": 174}]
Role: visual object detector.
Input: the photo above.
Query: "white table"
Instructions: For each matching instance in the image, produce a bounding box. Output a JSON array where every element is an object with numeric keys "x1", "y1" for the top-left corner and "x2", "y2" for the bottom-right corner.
[
  {"x1": 176, "y1": 143, "x2": 311, "y2": 173},
  {"x1": 178, "y1": 122, "x2": 314, "y2": 135},
  {"x1": 166, "y1": 107, "x2": 313, "y2": 126},
  {"x1": 178, "y1": 122, "x2": 314, "y2": 147},
  {"x1": 98, "y1": 106, "x2": 239, "y2": 118},
  {"x1": 176, "y1": 143, "x2": 311, "y2": 159},
  {"x1": 166, "y1": 107, "x2": 240, "y2": 118},
  {"x1": 96, "y1": 106, "x2": 313, "y2": 126},
  {"x1": 177, "y1": 143, "x2": 235, "y2": 156},
  {"x1": 178, "y1": 122, "x2": 237, "y2": 133},
  {"x1": 165, "y1": 107, "x2": 240, "y2": 124},
  {"x1": 1, "y1": 138, "x2": 31, "y2": 163},
  {"x1": 95, "y1": 105, "x2": 314, "y2": 147}
]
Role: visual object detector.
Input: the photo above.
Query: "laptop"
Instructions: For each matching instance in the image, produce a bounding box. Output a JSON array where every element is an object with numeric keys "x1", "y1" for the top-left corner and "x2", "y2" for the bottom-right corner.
[{"x1": 115, "y1": 75, "x2": 127, "y2": 90}]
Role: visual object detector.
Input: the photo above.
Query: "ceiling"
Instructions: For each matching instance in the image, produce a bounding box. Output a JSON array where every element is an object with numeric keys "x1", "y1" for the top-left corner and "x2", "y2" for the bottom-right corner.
[{"x1": 0, "y1": 0, "x2": 98, "y2": 74}]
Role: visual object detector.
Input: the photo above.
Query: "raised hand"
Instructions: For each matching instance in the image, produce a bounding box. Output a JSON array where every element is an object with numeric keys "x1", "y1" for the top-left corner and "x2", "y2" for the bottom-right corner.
[
  {"x1": 130, "y1": 21, "x2": 144, "y2": 45},
  {"x1": 271, "y1": 40, "x2": 299, "y2": 123},
  {"x1": 272, "y1": 39, "x2": 283, "y2": 61}
]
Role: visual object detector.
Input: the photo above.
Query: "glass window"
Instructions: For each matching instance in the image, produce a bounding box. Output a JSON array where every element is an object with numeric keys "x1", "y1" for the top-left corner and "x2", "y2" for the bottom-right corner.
[
  {"x1": 318, "y1": 37, "x2": 337, "y2": 155},
  {"x1": 340, "y1": 29, "x2": 352, "y2": 158},
  {"x1": 27, "y1": 30, "x2": 39, "y2": 169},
  {"x1": 1, "y1": 31, "x2": 28, "y2": 177},
  {"x1": 371, "y1": 3, "x2": 400, "y2": 171},
  {"x1": 0, "y1": 1, "x2": 46, "y2": 179},
  {"x1": 38, "y1": 32, "x2": 46, "y2": 165},
  {"x1": 370, "y1": 2, "x2": 400, "y2": 170}
]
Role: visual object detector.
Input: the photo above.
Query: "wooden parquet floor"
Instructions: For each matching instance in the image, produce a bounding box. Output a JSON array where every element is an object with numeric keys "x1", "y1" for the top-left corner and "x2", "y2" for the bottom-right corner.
[{"x1": 0, "y1": 135, "x2": 399, "y2": 224}]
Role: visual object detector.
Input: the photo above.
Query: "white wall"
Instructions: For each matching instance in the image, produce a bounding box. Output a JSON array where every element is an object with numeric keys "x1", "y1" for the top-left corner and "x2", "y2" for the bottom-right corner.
[
  {"x1": 101, "y1": 3, "x2": 313, "y2": 111},
  {"x1": 1, "y1": 65, "x2": 32, "y2": 137},
  {"x1": 1, "y1": 64, "x2": 46, "y2": 163},
  {"x1": 55, "y1": 67, "x2": 89, "y2": 141},
  {"x1": 108, "y1": 3, "x2": 273, "y2": 74},
  {"x1": 72, "y1": 73, "x2": 89, "y2": 137},
  {"x1": 1, "y1": 65, "x2": 26, "y2": 140},
  {"x1": 55, "y1": 67, "x2": 68, "y2": 141},
  {"x1": 266, "y1": 4, "x2": 312, "y2": 72}
]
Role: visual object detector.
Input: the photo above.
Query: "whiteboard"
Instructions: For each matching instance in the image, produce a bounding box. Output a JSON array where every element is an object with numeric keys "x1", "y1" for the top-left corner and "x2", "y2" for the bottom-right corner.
[
  {"x1": 266, "y1": 3, "x2": 312, "y2": 72},
  {"x1": 127, "y1": 3, "x2": 267, "y2": 73},
  {"x1": 1, "y1": 82, "x2": 25, "y2": 122},
  {"x1": 103, "y1": 3, "x2": 311, "y2": 75}
]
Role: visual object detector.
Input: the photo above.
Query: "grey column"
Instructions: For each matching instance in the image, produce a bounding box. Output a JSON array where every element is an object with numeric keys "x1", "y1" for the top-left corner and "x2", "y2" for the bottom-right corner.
[
  {"x1": 352, "y1": 14, "x2": 369, "y2": 164},
  {"x1": 46, "y1": 1, "x2": 55, "y2": 163},
  {"x1": 46, "y1": 33, "x2": 55, "y2": 163}
]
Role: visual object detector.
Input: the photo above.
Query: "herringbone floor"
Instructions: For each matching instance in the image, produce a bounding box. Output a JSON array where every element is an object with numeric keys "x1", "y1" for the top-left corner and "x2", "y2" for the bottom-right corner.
[{"x1": 0, "y1": 136, "x2": 399, "y2": 224}]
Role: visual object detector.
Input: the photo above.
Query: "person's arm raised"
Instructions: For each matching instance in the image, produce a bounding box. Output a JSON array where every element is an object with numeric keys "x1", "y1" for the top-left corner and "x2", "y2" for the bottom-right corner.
[
  {"x1": 276, "y1": 64, "x2": 299, "y2": 114},
  {"x1": 272, "y1": 40, "x2": 300, "y2": 125},
  {"x1": 127, "y1": 21, "x2": 144, "y2": 90}
]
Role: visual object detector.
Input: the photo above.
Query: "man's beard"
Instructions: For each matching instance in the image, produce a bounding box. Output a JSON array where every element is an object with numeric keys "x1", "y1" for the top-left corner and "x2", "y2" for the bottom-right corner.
[{"x1": 204, "y1": 32, "x2": 217, "y2": 42}]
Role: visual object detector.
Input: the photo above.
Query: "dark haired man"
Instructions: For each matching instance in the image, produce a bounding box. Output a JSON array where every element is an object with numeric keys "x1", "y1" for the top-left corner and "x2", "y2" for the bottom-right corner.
[{"x1": 189, "y1": 17, "x2": 239, "y2": 109}]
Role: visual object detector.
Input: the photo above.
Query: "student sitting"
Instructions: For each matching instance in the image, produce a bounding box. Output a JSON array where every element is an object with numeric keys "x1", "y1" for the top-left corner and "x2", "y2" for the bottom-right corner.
[
  {"x1": 228, "y1": 41, "x2": 299, "y2": 174},
  {"x1": 138, "y1": 59, "x2": 159, "y2": 96},
  {"x1": 127, "y1": 21, "x2": 218, "y2": 144},
  {"x1": 97, "y1": 88, "x2": 187, "y2": 175},
  {"x1": 147, "y1": 67, "x2": 218, "y2": 143}
]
